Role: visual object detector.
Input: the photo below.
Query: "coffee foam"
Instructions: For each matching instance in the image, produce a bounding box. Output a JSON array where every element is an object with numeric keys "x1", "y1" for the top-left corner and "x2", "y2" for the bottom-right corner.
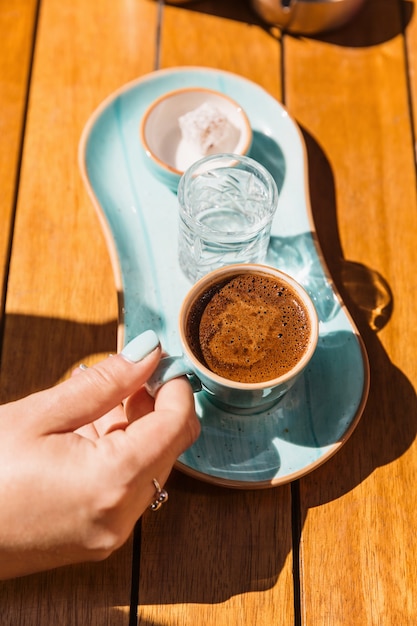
[{"x1": 186, "y1": 273, "x2": 312, "y2": 384}]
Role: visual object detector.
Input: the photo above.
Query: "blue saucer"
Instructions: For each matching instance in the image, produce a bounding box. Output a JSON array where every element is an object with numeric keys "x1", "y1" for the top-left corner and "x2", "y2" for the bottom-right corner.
[{"x1": 79, "y1": 67, "x2": 370, "y2": 489}]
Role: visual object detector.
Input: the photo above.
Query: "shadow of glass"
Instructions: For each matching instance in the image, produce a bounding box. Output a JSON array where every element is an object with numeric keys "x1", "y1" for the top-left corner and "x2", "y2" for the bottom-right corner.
[
  {"x1": 340, "y1": 260, "x2": 393, "y2": 331},
  {"x1": 268, "y1": 232, "x2": 394, "y2": 330},
  {"x1": 268, "y1": 232, "x2": 341, "y2": 322}
]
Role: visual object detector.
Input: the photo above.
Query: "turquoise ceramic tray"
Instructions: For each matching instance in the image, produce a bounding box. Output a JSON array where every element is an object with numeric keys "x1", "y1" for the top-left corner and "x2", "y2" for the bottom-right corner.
[{"x1": 79, "y1": 67, "x2": 370, "y2": 489}]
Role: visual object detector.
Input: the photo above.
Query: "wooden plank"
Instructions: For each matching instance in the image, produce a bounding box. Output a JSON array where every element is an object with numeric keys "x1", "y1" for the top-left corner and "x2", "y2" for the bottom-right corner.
[
  {"x1": 0, "y1": 0, "x2": 37, "y2": 313},
  {"x1": 405, "y1": 0, "x2": 417, "y2": 146},
  {"x1": 0, "y1": 0, "x2": 158, "y2": 623},
  {"x1": 284, "y1": 0, "x2": 417, "y2": 623},
  {"x1": 1, "y1": 0, "x2": 158, "y2": 397},
  {"x1": 139, "y1": 472, "x2": 294, "y2": 626},
  {"x1": 138, "y1": 4, "x2": 294, "y2": 626},
  {"x1": 160, "y1": 0, "x2": 282, "y2": 96}
]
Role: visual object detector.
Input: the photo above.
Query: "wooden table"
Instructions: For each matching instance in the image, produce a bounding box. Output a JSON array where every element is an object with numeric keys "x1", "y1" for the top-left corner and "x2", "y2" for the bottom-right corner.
[{"x1": 1, "y1": 0, "x2": 416, "y2": 623}]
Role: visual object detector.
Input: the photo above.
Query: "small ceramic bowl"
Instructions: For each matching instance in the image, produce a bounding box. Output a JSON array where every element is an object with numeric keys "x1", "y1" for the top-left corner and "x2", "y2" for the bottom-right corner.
[{"x1": 140, "y1": 87, "x2": 252, "y2": 191}]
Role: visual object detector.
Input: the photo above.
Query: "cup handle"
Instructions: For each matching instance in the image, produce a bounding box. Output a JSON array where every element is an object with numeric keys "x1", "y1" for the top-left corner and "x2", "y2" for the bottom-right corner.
[{"x1": 146, "y1": 355, "x2": 202, "y2": 397}]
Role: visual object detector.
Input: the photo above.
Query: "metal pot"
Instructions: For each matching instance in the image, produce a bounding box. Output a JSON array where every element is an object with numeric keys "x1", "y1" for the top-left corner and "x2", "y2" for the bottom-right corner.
[{"x1": 250, "y1": 0, "x2": 366, "y2": 34}]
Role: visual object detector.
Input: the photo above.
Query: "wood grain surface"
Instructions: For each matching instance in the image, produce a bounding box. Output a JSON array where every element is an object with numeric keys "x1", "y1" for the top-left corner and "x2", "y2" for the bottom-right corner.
[
  {"x1": 0, "y1": 0, "x2": 416, "y2": 624},
  {"x1": 0, "y1": 0, "x2": 38, "y2": 315},
  {"x1": 285, "y1": 0, "x2": 417, "y2": 623}
]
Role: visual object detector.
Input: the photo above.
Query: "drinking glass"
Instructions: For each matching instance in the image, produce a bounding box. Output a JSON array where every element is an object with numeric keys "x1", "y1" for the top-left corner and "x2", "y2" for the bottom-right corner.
[{"x1": 177, "y1": 153, "x2": 279, "y2": 282}]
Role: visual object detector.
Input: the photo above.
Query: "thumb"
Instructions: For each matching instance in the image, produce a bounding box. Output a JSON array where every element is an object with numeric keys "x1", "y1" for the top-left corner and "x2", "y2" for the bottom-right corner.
[{"x1": 20, "y1": 331, "x2": 162, "y2": 434}]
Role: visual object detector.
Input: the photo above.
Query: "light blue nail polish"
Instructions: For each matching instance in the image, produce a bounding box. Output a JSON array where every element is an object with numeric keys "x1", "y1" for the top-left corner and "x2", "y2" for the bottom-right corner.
[{"x1": 121, "y1": 330, "x2": 160, "y2": 363}]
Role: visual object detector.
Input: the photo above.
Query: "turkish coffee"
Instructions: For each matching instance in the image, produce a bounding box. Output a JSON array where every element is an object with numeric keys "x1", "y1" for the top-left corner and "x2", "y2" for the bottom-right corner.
[{"x1": 185, "y1": 271, "x2": 312, "y2": 384}]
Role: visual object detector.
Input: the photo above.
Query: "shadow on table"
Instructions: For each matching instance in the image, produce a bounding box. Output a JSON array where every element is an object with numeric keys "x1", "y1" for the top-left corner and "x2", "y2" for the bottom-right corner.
[
  {"x1": 0, "y1": 542, "x2": 135, "y2": 626},
  {"x1": 139, "y1": 470, "x2": 295, "y2": 605},
  {"x1": 0, "y1": 315, "x2": 118, "y2": 402},
  {"x1": 294, "y1": 126, "x2": 417, "y2": 509},
  {"x1": 164, "y1": 0, "x2": 414, "y2": 47}
]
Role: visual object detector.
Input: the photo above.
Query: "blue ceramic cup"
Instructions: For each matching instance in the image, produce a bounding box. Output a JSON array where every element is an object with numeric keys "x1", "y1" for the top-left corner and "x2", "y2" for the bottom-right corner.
[{"x1": 147, "y1": 263, "x2": 319, "y2": 413}]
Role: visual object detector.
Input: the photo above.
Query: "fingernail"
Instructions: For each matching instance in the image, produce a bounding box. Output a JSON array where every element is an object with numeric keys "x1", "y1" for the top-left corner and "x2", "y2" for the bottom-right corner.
[
  {"x1": 79, "y1": 363, "x2": 88, "y2": 370},
  {"x1": 120, "y1": 330, "x2": 160, "y2": 363}
]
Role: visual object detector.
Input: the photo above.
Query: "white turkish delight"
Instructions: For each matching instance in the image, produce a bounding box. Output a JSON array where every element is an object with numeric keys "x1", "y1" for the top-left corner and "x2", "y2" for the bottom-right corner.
[{"x1": 178, "y1": 102, "x2": 230, "y2": 154}]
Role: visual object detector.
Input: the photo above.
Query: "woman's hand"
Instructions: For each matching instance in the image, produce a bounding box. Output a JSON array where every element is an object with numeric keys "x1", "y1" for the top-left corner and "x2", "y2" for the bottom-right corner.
[{"x1": 0, "y1": 330, "x2": 200, "y2": 580}]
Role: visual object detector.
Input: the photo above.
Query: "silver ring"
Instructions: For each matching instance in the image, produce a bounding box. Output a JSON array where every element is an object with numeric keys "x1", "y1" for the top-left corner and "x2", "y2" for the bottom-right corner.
[{"x1": 150, "y1": 478, "x2": 168, "y2": 511}]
